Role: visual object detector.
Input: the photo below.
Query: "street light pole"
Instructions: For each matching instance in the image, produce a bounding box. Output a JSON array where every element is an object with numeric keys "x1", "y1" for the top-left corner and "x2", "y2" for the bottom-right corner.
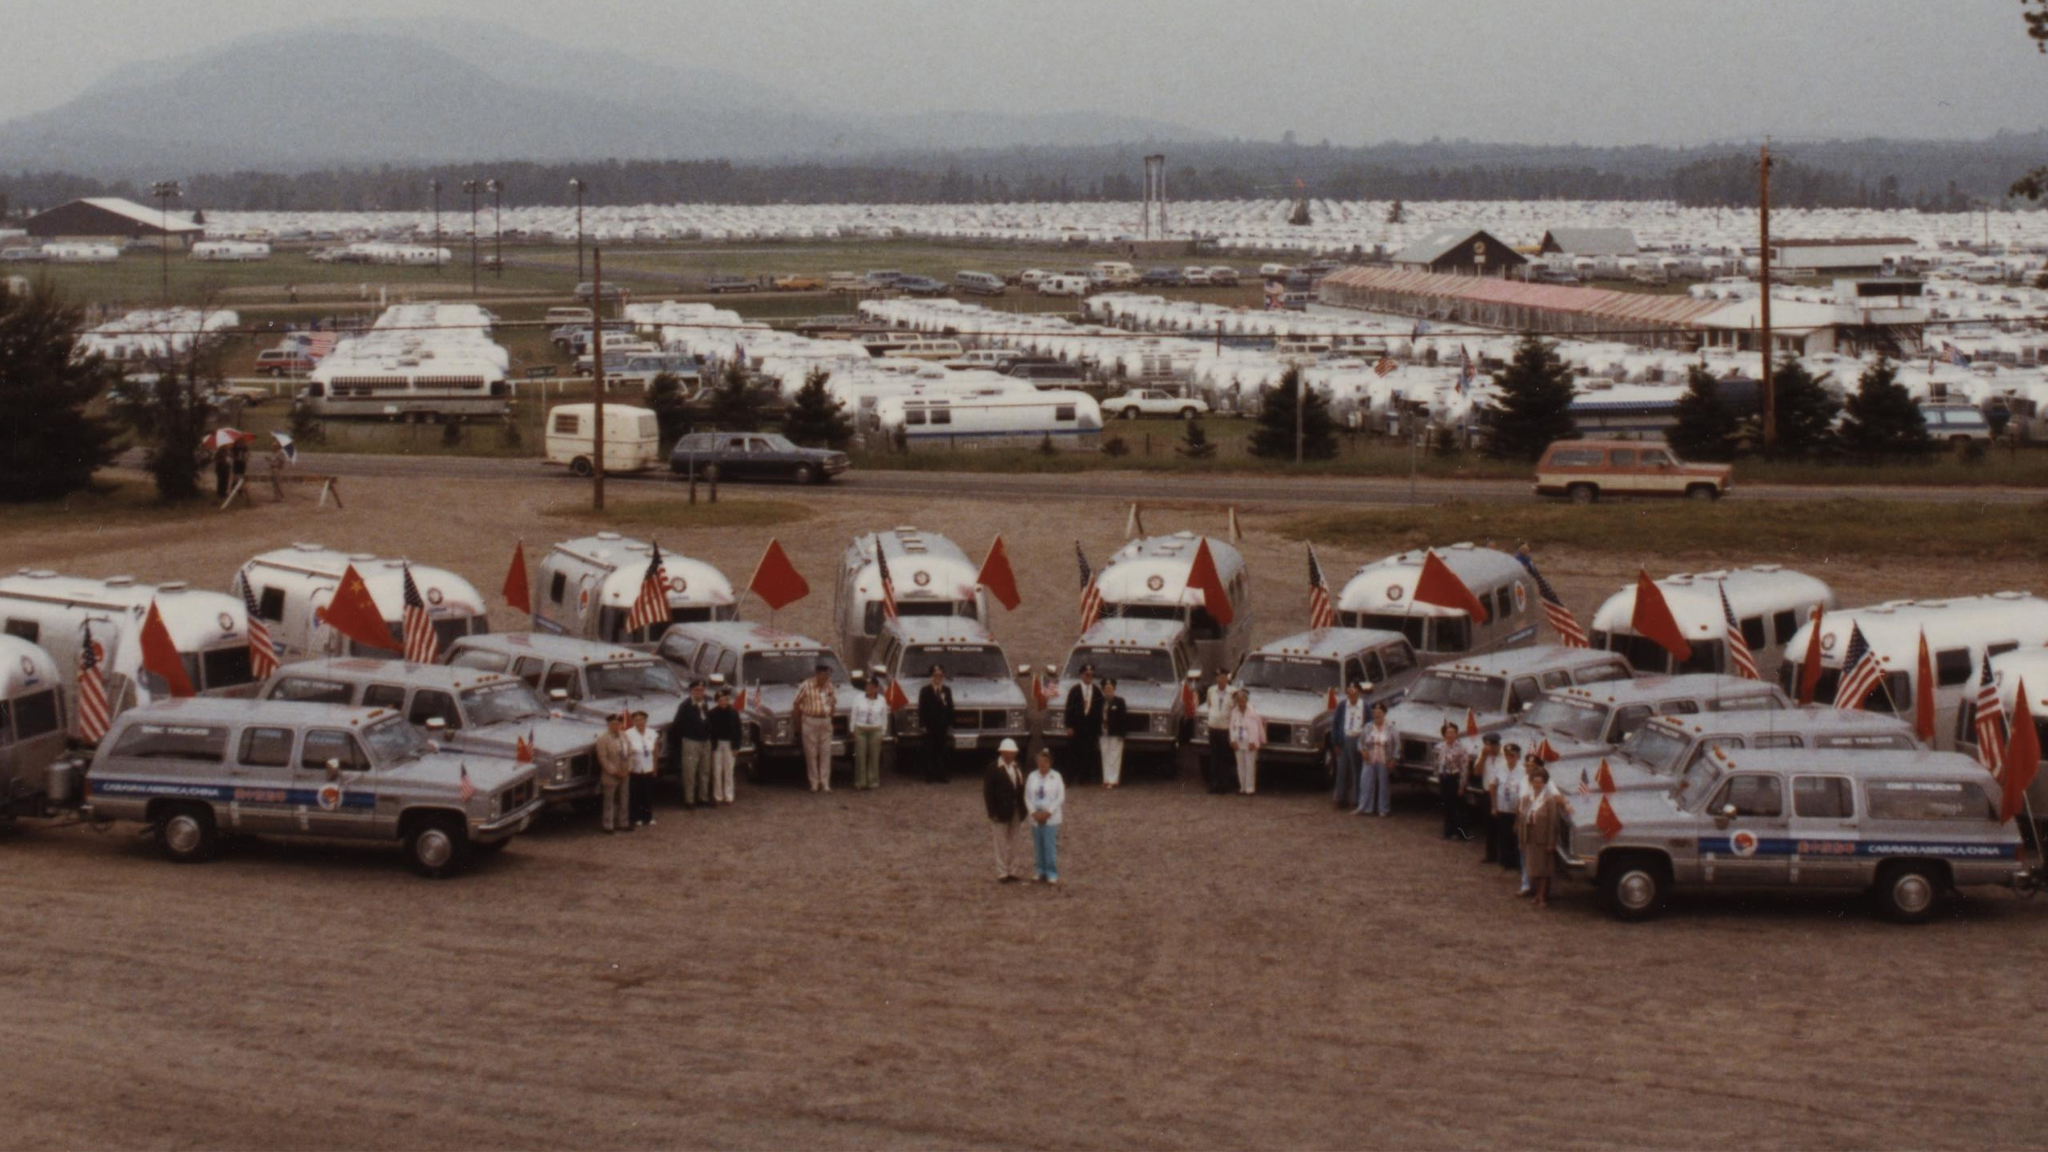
[
  {"x1": 429, "y1": 178, "x2": 441, "y2": 251},
  {"x1": 488, "y1": 178, "x2": 502, "y2": 279},
  {"x1": 569, "y1": 178, "x2": 585, "y2": 284},
  {"x1": 150, "y1": 180, "x2": 181, "y2": 304},
  {"x1": 461, "y1": 179, "x2": 481, "y2": 297}
]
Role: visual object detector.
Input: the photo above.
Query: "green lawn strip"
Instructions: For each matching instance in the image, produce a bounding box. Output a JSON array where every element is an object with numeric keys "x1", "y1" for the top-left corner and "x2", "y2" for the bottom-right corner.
[
  {"x1": 0, "y1": 478, "x2": 221, "y2": 528},
  {"x1": 537, "y1": 497, "x2": 812, "y2": 530}
]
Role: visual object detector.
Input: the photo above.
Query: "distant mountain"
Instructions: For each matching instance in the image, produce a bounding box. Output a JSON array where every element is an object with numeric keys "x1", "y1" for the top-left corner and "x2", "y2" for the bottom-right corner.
[{"x1": 0, "y1": 22, "x2": 1211, "y2": 175}]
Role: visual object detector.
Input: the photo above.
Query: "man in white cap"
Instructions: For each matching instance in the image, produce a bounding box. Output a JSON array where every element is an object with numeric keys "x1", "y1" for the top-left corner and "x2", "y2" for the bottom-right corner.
[{"x1": 982, "y1": 738, "x2": 1029, "y2": 882}]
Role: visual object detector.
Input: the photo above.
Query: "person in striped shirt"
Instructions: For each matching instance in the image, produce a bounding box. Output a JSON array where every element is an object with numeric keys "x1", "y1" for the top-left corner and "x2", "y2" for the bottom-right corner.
[{"x1": 793, "y1": 665, "x2": 838, "y2": 793}]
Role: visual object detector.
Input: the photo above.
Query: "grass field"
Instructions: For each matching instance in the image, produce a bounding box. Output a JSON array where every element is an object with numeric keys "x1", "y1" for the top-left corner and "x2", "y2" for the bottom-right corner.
[
  {"x1": 0, "y1": 478, "x2": 224, "y2": 528},
  {"x1": 537, "y1": 496, "x2": 812, "y2": 529}
]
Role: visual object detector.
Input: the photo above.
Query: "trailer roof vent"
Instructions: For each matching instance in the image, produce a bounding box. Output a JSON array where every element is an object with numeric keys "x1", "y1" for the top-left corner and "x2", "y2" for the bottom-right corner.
[
  {"x1": 596, "y1": 532, "x2": 623, "y2": 542},
  {"x1": 158, "y1": 581, "x2": 188, "y2": 593},
  {"x1": 103, "y1": 576, "x2": 135, "y2": 588}
]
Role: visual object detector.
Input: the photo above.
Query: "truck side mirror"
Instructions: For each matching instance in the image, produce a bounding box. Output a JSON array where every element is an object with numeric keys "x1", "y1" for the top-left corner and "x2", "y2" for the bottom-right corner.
[
  {"x1": 1713, "y1": 803, "x2": 1735, "y2": 829},
  {"x1": 549, "y1": 688, "x2": 569, "y2": 702},
  {"x1": 1016, "y1": 663, "x2": 1031, "y2": 678},
  {"x1": 325, "y1": 757, "x2": 342, "y2": 781}
]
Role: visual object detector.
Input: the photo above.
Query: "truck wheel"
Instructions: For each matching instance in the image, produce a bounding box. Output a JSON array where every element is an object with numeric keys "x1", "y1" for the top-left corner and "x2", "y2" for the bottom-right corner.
[
  {"x1": 1685, "y1": 484, "x2": 1718, "y2": 502},
  {"x1": 792, "y1": 463, "x2": 817, "y2": 485},
  {"x1": 1179, "y1": 407, "x2": 1199, "y2": 420},
  {"x1": 1568, "y1": 483, "x2": 1598, "y2": 505},
  {"x1": 1599, "y1": 854, "x2": 1668, "y2": 921},
  {"x1": 158, "y1": 804, "x2": 218, "y2": 864},
  {"x1": 405, "y1": 814, "x2": 471, "y2": 879},
  {"x1": 569, "y1": 456, "x2": 593, "y2": 477},
  {"x1": 1120, "y1": 408, "x2": 1138, "y2": 420},
  {"x1": 1875, "y1": 862, "x2": 1942, "y2": 923}
]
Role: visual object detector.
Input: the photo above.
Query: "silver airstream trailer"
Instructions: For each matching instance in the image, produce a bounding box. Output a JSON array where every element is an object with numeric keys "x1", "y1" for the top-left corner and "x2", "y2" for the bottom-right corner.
[
  {"x1": 1965, "y1": 649, "x2": 2048, "y2": 821},
  {"x1": 0, "y1": 571, "x2": 255, "y2": 723},
  {"x1": 1335, "y1": 543, "x2": 1535, "y2": 666},
  {"x1": 1591, "y1": 565, "x2": 1834, "y2": 681},
  {"x1": 233, "y1": 545, "x2": 489, "y2": 660},
  {"x1": 0, "y1": 635, "x2": 71, "y2": 817},
  {"x1": 533, "y1": 534, "x2": 736, "y2": 645},
  {"x1": 1095, "y1": 532, "x2": 1253, "y2": 677},
  {"x1": 834, "y1": 527, "x2": 987, "y2": 672}
]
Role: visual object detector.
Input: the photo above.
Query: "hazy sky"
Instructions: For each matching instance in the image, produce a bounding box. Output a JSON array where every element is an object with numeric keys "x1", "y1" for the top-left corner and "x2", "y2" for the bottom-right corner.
[{"x1": 2, "y1": 0, "x2": 2043, "y2": 145}]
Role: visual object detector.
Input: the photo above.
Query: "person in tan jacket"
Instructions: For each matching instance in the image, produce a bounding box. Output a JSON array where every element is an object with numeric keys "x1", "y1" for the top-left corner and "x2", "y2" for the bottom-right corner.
[{"x1": 595, "y1": 713, "x2": 632, "y2": 834}]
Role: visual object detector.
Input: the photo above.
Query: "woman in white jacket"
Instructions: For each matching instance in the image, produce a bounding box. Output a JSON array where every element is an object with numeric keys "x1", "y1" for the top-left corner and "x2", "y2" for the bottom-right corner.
[
  {"x1": 1227, "y1": 687, "x2": 1266, "y2": 795},
  {"x1": 1025, "y1": 748, "x2": 1066, "y2": 884}
]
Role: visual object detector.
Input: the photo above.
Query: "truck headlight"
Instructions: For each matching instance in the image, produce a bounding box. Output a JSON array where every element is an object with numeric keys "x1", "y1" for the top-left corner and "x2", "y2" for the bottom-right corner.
[
  {"x1": 1006, "y1": 710, "x2": 1025, "y2": 730},
  {"x1": 1295, "y1": 726, "x2": 1314, "y2": 746},
  {"x1": 538, "y1": 756, "x2": 565, "y2": 783},
  {"x1": 1150, "y1": 712, "x2": 1170, "y2": 735},
  {"x1": 772, "y1": 719, "x2": 792, "y2": 743}
]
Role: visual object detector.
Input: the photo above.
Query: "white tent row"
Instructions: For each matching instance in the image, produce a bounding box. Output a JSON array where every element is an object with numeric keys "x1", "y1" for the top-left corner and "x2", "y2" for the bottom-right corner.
[{"x1": 76, "y1": 307, "x2": 239, "y2": 362}]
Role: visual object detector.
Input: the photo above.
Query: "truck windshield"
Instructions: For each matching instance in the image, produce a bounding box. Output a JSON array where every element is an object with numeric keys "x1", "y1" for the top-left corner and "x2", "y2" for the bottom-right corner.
[
  {"x1": 586, "y1": 660, "x2": 681, "y2": 698},
  {"x1": 1618, "y1": 725, "x2": 1694, "y2": 776},
  {"x1": 1522, "y1": 697, "x2": 1611, "y2": 742},
  {"x1": 363, "y1": 716, "x2": 430, "y2": 765},
  {"x1": 1235, "y1": 655, "x2": 1338, "y2": 693},
  {"x1": 744, "y1": 651, "x2": 849, "y2": 685},
  {"x1": 1064, "y1": 647, "x2": 1174, "y2": 683},
  {"x1": 905, "y1": 645, "x2": 1010, "y2": 680},
  {"x1": 460, "y1": 681, "x2": 549, "y2": 726},
  {"x1": 1676, "y1": 757, "x2": 1724, "y2": 810},
  {"x1": 1407, "y1": 671, "x2": 1503, "y2": 712}
]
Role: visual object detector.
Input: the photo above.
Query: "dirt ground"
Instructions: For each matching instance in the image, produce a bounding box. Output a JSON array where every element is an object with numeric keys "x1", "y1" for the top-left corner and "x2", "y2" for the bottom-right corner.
[{"x1": 4, "y1": 468, "x2": 2046, "y2": 1150}]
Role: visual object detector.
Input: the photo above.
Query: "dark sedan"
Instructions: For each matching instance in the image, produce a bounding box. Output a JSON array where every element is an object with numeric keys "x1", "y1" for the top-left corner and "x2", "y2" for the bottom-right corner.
[
  {"x1": 704, "y1": 274, "x2": 756, "y2": 294},
  {"x1": 668, "y1": 431, "x2": 850, "y2": 485},
  {"x1": 1139, "y1": 267, "x2": 1184, "y2": 286},
  {"x1": 895, "y1": 275, "x2": 948, "y2": 297}
]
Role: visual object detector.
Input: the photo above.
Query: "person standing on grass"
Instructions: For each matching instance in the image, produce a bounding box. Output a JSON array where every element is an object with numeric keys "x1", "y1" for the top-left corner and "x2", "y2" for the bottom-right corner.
[
  {"x1": 709, "y1": 687, "x2": 741, "y2": 805},
  {"x1": 919, "y1": 665, "x2": 957, "y2": 784},
  {"x1": 1204, "y1": 668, "x2": 1235, "y2": 794},
  {"x1": 1227, "y1": 687, "x2": 1265, "y2": 795},
  {"x1": 229, "y1": 439, "x2": 249, "y2": 493},
  {"x1": 668, "y1": 680, "x2": 713, "y2": 810},
  {"x1": 1329, "y1": 681, "x2": 1368, "y2": 810},
  {"x1": 793, "y1": 664, "x2": 837, "y2": 793},
  {"x1": 624, "y1": 710, "x2": 658, "y2": 828},
  {"x1": 1470, "y1": 734, "x2": 1504, "y2": 862},
  {"x1": 1487, "y1": 742, "x2": 1525, "y2": 877},
  {"x1": 850, "y1": 676, "x2": 889, "y2": 791},
  {"x1": 1063, "y1": 664, "x2": 1104, "y2": 785},
  {"x1": 596, "y1": 713, "x2": 631, "y2": 834},
  {"x1": 1519, "y1": 762, "x2": 1568, "y2": 908},
  {"x1": 1099, "y1": 677, "x2": 1130, "y2": 789},
  {"x1": 1354, "y1": 703, "x2": 1395, "y2": 817},
  {"x1": 212, "y1": 447, "x2": 232, "y2": 501},
  {"x1": 984, "y1": 738, "x2": 1029, "y2": 883},
  {"x1": 1435, "y1": 721, "x2": 1474, "y2": 842},
  {"x1": 1026, "y1": 748, "x2": 1066, "y2": 884}
]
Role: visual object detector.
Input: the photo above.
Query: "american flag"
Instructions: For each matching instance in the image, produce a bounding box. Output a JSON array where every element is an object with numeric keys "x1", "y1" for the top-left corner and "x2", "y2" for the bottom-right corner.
[
  {"x1": 1411, "y1": 319, "x2": 1430, "y2": 339},
  {"x1": 1720, "y1": 582, "x2": 1759, "y2": 680},
  {"x1": 400, "y1": 563, "x2": 440, "y2": 664},
  {"x1": 1515, "y1": 552, "x2": 1587, "y2": 648},
  {"x1": 515, "y1": 728, "x2": 535, "y2": 764},
  {"x1": 1307, "y1": 545, "x2": 1335, "y2": 631},
  {"x1": 1975, "y1": 653, "x2": 2007, "y2": 772},
  {"x1": 1076, "y1": 542, "x2": 1103, "y2": 631},
  {"x1": 625, "y1": 542, "x2": 670, "y2": 635},
  {"x1": 459, "y1": 764, "x2": 477, "y2": 802},
  {"x1": 1577, "y1": 767, "x2": 1592, "y2": 797},
  {"x1": 875, "y1": 545, "x2": 900, "y2": 622},
  {"x1": 1456, "y1": 345, "x2": 1475, "y2": 394},
  {"x1": 239, "y1": 574, "x2": 281, "y2": 679},
  {"x1": 1834, "y1": 623, "x2": 1885, "y2": 711},
  {"x1": 76, "y1": 623, "x2": 111, "y2": 744},
  {"x1": 1943, "y1": 341, "x2": 1971, "y2": 367},
  {"x1": 1373, "y1": 355, "x2": 1398, "y2": 378}
]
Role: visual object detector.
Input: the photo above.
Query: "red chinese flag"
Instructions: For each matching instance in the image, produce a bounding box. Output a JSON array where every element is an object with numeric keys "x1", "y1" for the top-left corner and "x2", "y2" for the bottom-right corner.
[
  {"x1": 139, "y1": 600, "x2": 195, "y2": 698},
  {"x1": 1535, "y1": 737, "x2": 1560, "y2": 763},
  {"x1": 503, "y1": 540, "x2": 532, "y2": 615},
  {"x1": 1595, "y1": 796, "x2": 1624, "y2": 841},
  {"x1": 885, "y1": 678, "x2": 910, "y2": 710},
  {"x1": 1465, "y1": 707, "x2": 1479, "y2": 738},
  {"x1": 747, "y1": 539, "x2": 810, "y2": 611},
  {"x1": 1629, "y1": 569, "x2": 1692, "y2": 664},
  {"x1": 1797, "y1": 606, "x2": 1826, "y2": 706},
  {"x1": 2000, "y1": 679, "x2": 2040, "y2": 825},
  {"x1": 977, "y1": 535, "x2": 1021, "y2": 612},
  {"x1": 1596, "y1": 758, "x2": 1617, "y2": 794},
  {"x1": 317, "y1": 564, "x2": 400, "y2": 653},
  {"x1": 1187, "y1": 537, "x2": 1233, "y2": 626},
  {"x1": 1413, "y1": 549, "x2": 1488, "y2": 624},
  {"x1": 1915, "y1": 629, "x2": 1937, "y2": 744}
]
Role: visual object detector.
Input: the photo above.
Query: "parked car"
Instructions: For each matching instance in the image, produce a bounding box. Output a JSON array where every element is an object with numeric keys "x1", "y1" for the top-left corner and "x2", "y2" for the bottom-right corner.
[
  {"x1": 1181, "y1": 267, "x2": 1211, "y2": 286},
  {"x1": 0, "y1": 247, "x2": 47, "y2": 263},
  {"x1": 771, "y1": 273, "x2": 823, "y2": 291},
  {"x1": 254, "y1": 348, "x2": 315, "y2": 377},
  {"x1": 703, "y1": 274, "x2": 755, "y2": 294},
  {"x1": 1921, "y1": 403, "x2": 1994, "y2": 446},
  {"x1": 667, "y1": 431, "x2": 850, "y2": 485},
  {"x1": 1206, "y1": 266, "x2": 1240, "y2": 286},
  {"x1": 1534, "y1": 439, "x2": 1731, "y2": 503},
  {"x1": 1139, "y1": 267, "x2": 1185, "y2": 287},
  {"x1": 1017, "y1": 269, "x2": 1053, "y2": 289},
  {"x1": 894, "y1": 275, "x2": 948, "y2": 297},
  {"x1": 1100, "y1": 388, "x2": 1209, "y2": 420}
]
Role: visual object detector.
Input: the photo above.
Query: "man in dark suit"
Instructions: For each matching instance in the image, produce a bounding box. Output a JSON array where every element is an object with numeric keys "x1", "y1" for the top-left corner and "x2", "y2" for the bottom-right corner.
[
  {"x1": 1328, "y1": 681, "x2": 1369, "y2": 811},
  {"x1": 1063, "y1": 664, "x2": 1104, "y2": 785},
  {"x1": 666, "y1": 680, "x2": 715, "y2": 810},
  {"x1": 917, "y1": 665, "x2": 956, "y2": 783},
  {"x1": 982, "y1": 738, "x2": 1029, "y2": 882}
]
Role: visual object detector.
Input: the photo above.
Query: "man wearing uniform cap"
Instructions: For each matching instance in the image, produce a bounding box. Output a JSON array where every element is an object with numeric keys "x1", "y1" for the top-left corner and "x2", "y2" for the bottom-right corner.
[
  {"x1": 708, "y1": 686, "x2": 741, "y2": 805},
  {"x1": 668, "y1": 679, "x2": 714, "y2": 810},
  {"x1": 982, "y1": 738, "x2": 1029, "y2": 882}
]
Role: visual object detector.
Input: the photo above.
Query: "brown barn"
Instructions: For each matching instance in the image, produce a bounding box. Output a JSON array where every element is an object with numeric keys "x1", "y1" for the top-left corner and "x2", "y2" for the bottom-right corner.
[
  {"x1": 1390, "y1": 227, "x2": 1525, "y2": 276},
  {"x1": 22, "y1": 198, "x2": 203, "y2": 245}
]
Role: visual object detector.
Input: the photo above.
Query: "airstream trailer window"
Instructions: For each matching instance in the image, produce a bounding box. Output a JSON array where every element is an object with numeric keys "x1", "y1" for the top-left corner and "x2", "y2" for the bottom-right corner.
[
  {"x1": 552, "y1": 413, "x2": 580, "y2": 435},
  {"x1": 1353, "y1": 614, "x2": 1426, "y2": 649},
  {"x1": 549, "y1": 573, "x2": 567, "y2": 604},
  {"x1": 433, "y1": 615, "x2": 483, "y2": 651},
  {"x1": 1236, "y1": 655, "x2": 1337, "y2": 692},
  {"x1": 1771, "y1": 610, "x2": 1797, "y2": 644},
  {"x1": 113, "y1": 723, "x2": 227, "y2": 763},
  {"x1": 1988, "y1": 641, "x2": 2019, "y2": 659},
  {"x1": 1607, "y1": 631, "x2": 1674, "y2": 674},
  {"x1": 460, "y1": 680, "x2": 548, "y2": 725},
  {"x1": 905, "y1": 410, "x2": 927, "y2": 426},
  {"x1": 1405, "y1": 671, "x2": 1502, "y2": 712},
  {"x1": 930, "y1": 408, "x2": 953, "y2": 425},
  {"x1": 8, "y1": 689, "x2": 58, "y2": 741},
  {"x1": 2, "y1": 619, "x2": 36, "y2": 643},
  {"x1": 362, "y1": 716, "x2": 429, "y2": 765},
  {"x1": 1523, "y1": 697, "x2": 1610, "y2": 742},
  {"x1": 1063, "y1": 647, "x2": 1174, "y2": 684},
  {"x1": 587, "y1": 660, "x2": 681, "y2": 697},
  {"x1": 1739, "y1": 618, "x2": 1767, "y2": 650},
  {"x1": 1431, "y1": 618, "x2": 1472, "y2": 652},
  {"x1": 743, "y1": 650, "x2": 848, "y2": 685},
  {"x1": 905, "y1": 645, "x2": 1008, "y2": 680},
  {"x1": 1056, "y1": 406, "x2": 1076, "y2": 421},
  {"x1": 1494, "y1": 588, "x2": 1514, "y2": 620},
  {"x1": 202, "y1": 646, "x2": 253, "y2": 691},
  {"x1": 1934, "y1": 648, "x2": 1972, "y2": 686},
  {"x1": 362, "y1": 684, "x2": 405, "y2": 709},
  {"x1": 301, "y1": 730, "x2": 369, "y2": 772},
  {"x1": 269, "y1": 677, "x2": 352, "y2": 704},
  {"x1": 257, "y1": 587, "x2": 285, "y2": 620},
  {"x1": 238, "y1": 726, "x2": 294, "y2": 767},
  {"x1": 1865, "y1": 779, "x2": 1996, "y2": 821}
]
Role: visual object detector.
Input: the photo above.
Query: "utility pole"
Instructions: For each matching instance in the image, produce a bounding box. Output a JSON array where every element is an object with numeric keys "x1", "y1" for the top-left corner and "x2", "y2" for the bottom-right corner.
[
  {"x1": 592, "y1": 247, "x2": 606, "y2": 511},
  {"x1": 429, "y1": 178, "x2": 442, "y2": 252},
  {"x1": 462, "y1": 179, "x2": 481, "y2": 298},
  {"x1": 569, "y1": 178, "x2": 585, "y2": 284},
  {"x1": 150, "y1": 180, "x2": 180, "y2": 304},
  {"x1": 489, "y1": 178, "x2": 503, "y2": 279},
  {"x1": 1293, "y1": 372, "x2": 1304, "y2": 464},
  {"x1": 1758, "y1": 141, "x2": 1775, "y2": 454}
]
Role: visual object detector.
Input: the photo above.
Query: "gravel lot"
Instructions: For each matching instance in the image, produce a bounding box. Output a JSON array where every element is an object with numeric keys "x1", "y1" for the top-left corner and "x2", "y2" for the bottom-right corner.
[{"x1": 3, "y1": 467, "x2": 2043, "y2": 1150}]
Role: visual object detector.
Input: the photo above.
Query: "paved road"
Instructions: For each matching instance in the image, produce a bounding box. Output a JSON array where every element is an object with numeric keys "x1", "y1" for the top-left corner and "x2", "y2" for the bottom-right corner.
[{"x1": 279, "y1": 452, "x2": 2048, "y2": 508}]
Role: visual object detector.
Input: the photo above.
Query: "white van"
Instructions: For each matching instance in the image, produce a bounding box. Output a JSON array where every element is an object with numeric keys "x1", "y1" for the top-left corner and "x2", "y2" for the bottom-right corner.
[
  {"x1": 545, "y1": 306, "x2": 595, "y2": 326},
  {"x1": 1038, "y1": 274, "x2": 1090, "y2": 298},
  {"x1": 545, "y1": 404, "x2": 662, "y2": 476},
  {"x1": 1091, "y1": 261, "x2": 1137, "y2": 287}
]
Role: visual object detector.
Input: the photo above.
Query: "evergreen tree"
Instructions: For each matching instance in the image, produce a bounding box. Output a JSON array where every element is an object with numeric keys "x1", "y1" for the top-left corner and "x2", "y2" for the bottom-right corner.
[
  {"x1": 1667, "y1": 366, "x2": 1741, "y2": 461},
  {"x1": 111, "y1": 351, "x2": 221, "y2": 501},
  {"x1": 1481, "y1": 334, "x2": 1578, "y2": 461},
  {"x1": 1759, "y1": 357, "x2": 1840, "y2": 459},
  {"x1": 779, "y1": 367, "x2": 853, "y2": 449},
  {"x1": 645, "y1": 372, "x2": 693, "y2": 444},
  {"x1": 1176, "y1": 417, "x2": 1218, "y2": 459},
  {"x1": 1247, "y1": 368, "x2": 1337, "y2": 460},
  {"x1": 1838, "y1": 356, "x2": 1933, "y2": 462},
  {"x1": 1385, "y1": 200, "x2": 1405, "y2": 224},
  {"x1": 0, "y1": 279, "x2": 118, "y2": 500},
  {"x1": 707, "y1": 359, "x2": 761, "y2": 432}
]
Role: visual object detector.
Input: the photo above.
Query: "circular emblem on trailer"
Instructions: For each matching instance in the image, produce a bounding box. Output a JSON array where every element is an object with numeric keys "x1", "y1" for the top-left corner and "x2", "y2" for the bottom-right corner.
[
  {"x1": 1513, "y1": 583, "x2": 1529, "y2": 612},
  {"x1": 1386, "y1": 584, "x2": 1405, "y2": 602},
  {"x1": 427, "y1": 587, "x2": 444, "y2": 606},
  {"x1": 1147, "y1": 575, "x2": 1165, "y2": 592},
  {"x1": 913, "y1": 570, "x2": 931, "y2": 587},
  {"x1": 1728, "y1": 829, "x2": 1760, "y2": 858},
  {"x1": 1819, "y1": 633, "x2": 1837, "y2": 652},
  {"x1": 579, "y1": 588, "x2": 590, "y2": 608},
  {"x1": 317, "y1": 783, "x2": 344, "y2": 812},
  {"x1": 218, "y1": 612, "x2": 235, "y2": 634},
  {"x1": 668, "y1": 575, "x2": 689, "y2": 595}
]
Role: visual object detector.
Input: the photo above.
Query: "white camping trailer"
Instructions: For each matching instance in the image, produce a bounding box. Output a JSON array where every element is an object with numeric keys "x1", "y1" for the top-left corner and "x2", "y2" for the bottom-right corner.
[
  {"x1": 533, "y1": 534, "x2": 736, "y2": 645},
  {"x1": 0, "y1": 571, "x2": 255, "y2": 727},
  {"x1": 874, "y1": 390, "x2": 1102, "y2": 449},
  {"x1": 1963, "y1": 650, "x2": 2048, "y2": 817},
  {"x1": 0, "y1": 635, "x2": 71, "y2": 816},
  {"x1": 544, "y1": 404, "x2": 663, "y2": 476},
  {"x1": 834, "y1": 527, "x2": 988, "y2": 672},
  {"x1": 190, "y1": 241, "x2": 272, "y2": 262},
  {"x1": 298, "y1": 350, "x2": 511, "y2": 420},
  {"x1": 234, "y1": 545, "x2": 489, "y2": 660},
  {"x1": 1590, "y1": 565, "x2": 1835, "y2": 682},
  {"x1": 1094, "y1": 532, "x2": 1252, "y2": 677},
  {"x1": 1335, "y1": 544, "x2": 1537, "y2": 666}
]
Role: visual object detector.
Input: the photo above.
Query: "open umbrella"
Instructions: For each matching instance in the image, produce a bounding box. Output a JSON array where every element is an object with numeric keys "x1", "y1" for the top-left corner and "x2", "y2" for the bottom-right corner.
[{"x1": 200, "y1": 428, "x2": 254, "y2": 452}]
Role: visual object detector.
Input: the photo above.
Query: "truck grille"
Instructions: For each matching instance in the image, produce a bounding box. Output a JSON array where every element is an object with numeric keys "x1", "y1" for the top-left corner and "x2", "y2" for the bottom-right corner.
[
  {"x1": 567, "y1": 753, "x2": 594, "y2": 779},
  {"x1": 953, "y1": 709, "x2": 1010, "y2": 731},
  {"x1": 1401, "y1": 739, "x2": 1431, "y2": 765},
  {"x1": 1266, "y1": 722, "x2": 1292, "y2": 745},
  {"x1": 499, "y1": 780, "x2": 536, "y2": 813}
]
